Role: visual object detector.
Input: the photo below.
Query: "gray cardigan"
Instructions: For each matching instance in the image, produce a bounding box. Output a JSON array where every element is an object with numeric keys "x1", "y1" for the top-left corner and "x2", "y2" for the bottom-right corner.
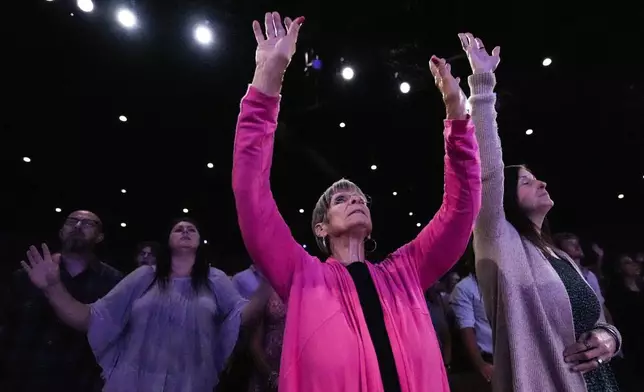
[{"x1": 469, "y1": 72, "x2": 622, "y2": 392}]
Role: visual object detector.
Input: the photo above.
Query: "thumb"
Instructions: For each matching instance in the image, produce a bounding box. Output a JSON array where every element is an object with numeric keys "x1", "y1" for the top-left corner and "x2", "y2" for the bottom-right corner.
[
  {"x1": 492, "y1": 46, "x2": 501, "y2": 57},
  {"x1": 287, "y1": 16, "x2": 305, "y2": 38}
]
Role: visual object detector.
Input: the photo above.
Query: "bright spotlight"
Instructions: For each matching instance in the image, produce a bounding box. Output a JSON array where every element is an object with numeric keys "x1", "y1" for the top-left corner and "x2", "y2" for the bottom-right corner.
[
  {"x1": 526, "y1": 129, "x2": 534, "y2": 135},
  {"x1": 120, "y1": 222, "x2": 127, "y2": 227},
  {"x1": 121, "y1": 189, "x2": 127, "y2": 194},
  {"x1": 416, "y1": 223, "x2": 421, "y2": 227},
  {"x1": 116, "y1": 8, "x2": 137, "y2": 29},
  {"x1": 542, "y1": 58, "x2": 552, "y2": 66},
  {"x1": 119, "y1": 115, "x2": 127, "y2": 122},
  {"x1": 299, "y1": 209, "x2": 304, "y2": 213},
  {"x1": 206, "y1": 162, "x2": 214, "y2": 168},
  {"x1": 194, "y1": 24, "x2": 213, "y2": 46},
  {"x1": 183, "y1": 208, "x2": 189, "y2": 213},
  {"x1": 399, "y1": 82, "x2": 410, "y2": 94},
  {"x1": 339, "y1": 122, "x2": 346, "y2": 128},
  {"x1": 370, "y1": 165, "x2": 377, "y2": 171},
  {"x1": 77, "y1": 0, "x2": 94, "y2": 12},
  {"x1": 392, "y1": 191, "x2": 398, "y2": 196},
  {"x1": 341, "y1": 67, "x2": 354, "y2": 80},
  {"x1": 55, "y1": 207, "x2": 62, "y2": 212},
  {"x1": 618, "y1": 194, "x2": 624, "y2": 199},
  {"x1": 23, "y1": 157, "x2": 31, "y2": 163}
]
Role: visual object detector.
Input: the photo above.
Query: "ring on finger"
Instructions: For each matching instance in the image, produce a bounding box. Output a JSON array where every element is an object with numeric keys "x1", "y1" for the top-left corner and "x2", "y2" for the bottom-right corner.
[{"x1": 596, "y1": 358, "x2": 604, "y2": 365}]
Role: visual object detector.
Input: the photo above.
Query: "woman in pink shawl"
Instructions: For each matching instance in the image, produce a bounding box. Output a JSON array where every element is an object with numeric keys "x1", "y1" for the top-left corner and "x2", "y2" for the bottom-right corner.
[{"x1": 232, "y1": 11, "x2": 481, "y2": 392}]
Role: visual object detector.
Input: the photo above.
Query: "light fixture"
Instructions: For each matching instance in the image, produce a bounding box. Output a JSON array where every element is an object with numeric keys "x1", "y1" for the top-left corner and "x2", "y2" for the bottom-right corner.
[
  {"x1": 121, "y1": 189, "x2": 127, "y2": 194},
  {"x1": 116, "y1": 8, "x2": 137, "y2": 29},
  {"x1": 392, "y1": 191, "x2": 398, "y2": 196},
  {"x1": 203, "y1": 240, "x2": 208, "y2": 244},
  {"x1": 526, "y1": 129, "x2": 534, "y2": 135},
  {"x1": 339, "y1": 122, "x2": 346, "y2": 128},
  {"x1": 299, "y1": 209, "x2": 304, "y2": 213},
  {"x1": 55, "y1": 207, "x2": 62, "y2": 212},
  {"x1": 399, "y1": 82, "x2": 411, "y2": 94},
  {"x1": 206, "y1": 162, "x2": 214, "y2": 168},
  {"x1": 120, "y1": 222, "x2": 127, "y2": 227},
  {"x1": 409, "y1": 212, "x2": 413, "y2": 216},
  {"x1": 370, "y1": 165, "x2": 377, "y2": 170},
  {"x1": 618, "y1": 194, "x2": 624, "y2": 199},
  {"x1": 416, "y1": 223, "x2": 421, "y2": 227},
  {"x1": 341, "y1": 67, "x2": 354, "y2": 80},
  {"x1": 542, "y1": 58, "x2": 552, "y2": 66},
  {"x1": 23, "y1": 157, "x2": 31, "y2": 163},
  {"x1": 77, "y1": 0, "x2": 94, "y2": 13},
  {"x1": 302, "y1": 244, "x2": 307, "y2": 248},
  {"x1": 183, "y1": 208, "x2": 189, "y2": 213},
  {"x1": 119, "y1": 115, "x2": 127, "y2": 122},
  {"x1": 194, "y1": 24, "x2": 213, "y2": 46}
]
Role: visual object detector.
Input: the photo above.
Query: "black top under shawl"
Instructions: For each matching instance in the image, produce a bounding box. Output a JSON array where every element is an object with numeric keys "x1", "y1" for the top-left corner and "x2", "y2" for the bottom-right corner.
[
  {"x1": 547, "y1": 255, "x2": 620, "y2": 392},
  {"x1": 346, "y1": 262, "x2": 402, "y2": 392}
]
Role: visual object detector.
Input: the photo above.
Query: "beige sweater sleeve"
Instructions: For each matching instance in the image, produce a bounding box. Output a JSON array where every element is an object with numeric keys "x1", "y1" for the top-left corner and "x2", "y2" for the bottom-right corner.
[{"x1": 468, "y1": 72, "x2": 505, "y2": 240}]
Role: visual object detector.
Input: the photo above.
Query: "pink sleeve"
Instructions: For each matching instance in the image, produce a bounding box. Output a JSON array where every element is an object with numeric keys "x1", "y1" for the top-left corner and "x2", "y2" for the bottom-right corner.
[
  {"x1": 232, "y1": 86, "x2": 311, "y2": 301},
  {"x1": 391, "y1": 118, "x2": 481, "y2": 290}
]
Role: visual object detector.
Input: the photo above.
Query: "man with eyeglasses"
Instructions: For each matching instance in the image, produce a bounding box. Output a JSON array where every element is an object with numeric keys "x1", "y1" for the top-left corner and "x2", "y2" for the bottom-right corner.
[{"x1": 0, "y1": 210, "x2": 123, "y2": 392}]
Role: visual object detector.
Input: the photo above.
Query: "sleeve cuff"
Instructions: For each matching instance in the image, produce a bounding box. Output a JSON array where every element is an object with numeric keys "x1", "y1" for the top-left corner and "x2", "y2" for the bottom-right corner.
[{"x1": 468, "y1": 73, "x2": 496, "y2": 95}]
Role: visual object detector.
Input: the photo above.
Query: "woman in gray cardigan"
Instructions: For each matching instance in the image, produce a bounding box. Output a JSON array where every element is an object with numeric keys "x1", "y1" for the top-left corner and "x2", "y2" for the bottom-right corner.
[{"x1": 460, "y1": 33, "x2": 622, "y2": 391}]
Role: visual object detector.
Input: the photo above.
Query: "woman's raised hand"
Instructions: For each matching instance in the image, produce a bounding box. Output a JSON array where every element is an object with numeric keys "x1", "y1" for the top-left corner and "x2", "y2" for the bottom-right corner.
[
  {"x1": 20, "y1": 244, "x2": 62, "y2": 290},
  {"x1": 458, "y1": 33, "x2": 500, "y2": 74},
  {"x1": 429, "y1": 56, "x2": 467, "y2": 120},
  {"x1": 253, "y1": 12, "x2": 304, "y2": 71}
]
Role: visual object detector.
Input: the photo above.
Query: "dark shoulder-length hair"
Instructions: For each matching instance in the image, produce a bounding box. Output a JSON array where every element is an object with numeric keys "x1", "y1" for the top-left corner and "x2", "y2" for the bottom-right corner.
[
  {"x1": 155, "y1": 217, "x2": 210, "y2": 292},
  {"x1": 503, "y1": 165, "x2": 554, "y2": 255}
]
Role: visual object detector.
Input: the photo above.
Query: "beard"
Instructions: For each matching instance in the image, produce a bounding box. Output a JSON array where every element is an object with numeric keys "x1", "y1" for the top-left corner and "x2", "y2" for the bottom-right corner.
[{"x1": 62, "y1": 235, "x2": 93, "y2": 253}]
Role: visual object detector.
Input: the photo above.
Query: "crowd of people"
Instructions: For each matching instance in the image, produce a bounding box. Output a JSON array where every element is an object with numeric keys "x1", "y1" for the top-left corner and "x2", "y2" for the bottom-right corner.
[{"x1": 1, "y1": 10, "x2": 642, "y2": 392}]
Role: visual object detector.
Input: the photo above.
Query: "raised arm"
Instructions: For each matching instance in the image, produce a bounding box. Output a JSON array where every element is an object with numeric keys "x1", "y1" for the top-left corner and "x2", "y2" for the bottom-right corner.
[
  {"x1": 391, "y1": 56, "x2": 481, "y2": 290},
  {"x1": 21, "y1": 244, "x2": 90, "y2": 331},
  {"x1": 459, "y1": 33, "x2": 505, "y2": 240},
  {"x1": 232, "y1": 12, "x2": 309, "y2": 300}
]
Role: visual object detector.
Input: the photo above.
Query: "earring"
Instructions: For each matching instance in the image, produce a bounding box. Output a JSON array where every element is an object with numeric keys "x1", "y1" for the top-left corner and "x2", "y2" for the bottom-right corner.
[
  {"x1": 365, "y1": 237, "x2": 377, "y2": 253},
  {"x1": 322, "y1": 237, "x2": 327, "y2": 250}
]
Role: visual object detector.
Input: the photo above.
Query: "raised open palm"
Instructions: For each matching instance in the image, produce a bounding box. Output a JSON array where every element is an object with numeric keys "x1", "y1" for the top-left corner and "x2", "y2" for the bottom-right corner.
[
  {"x1": 252, "y1": 12, "x2": 304, "y2": 69},
  {"x1": 458, "y1": 33, "x2": 501, "y2": 74},
  {"x1": 429, "y1": 56, "x2": 467, "y2": 120},
  {"x1": 21, "y1": 244, "x2": 61, "y2": 290}
]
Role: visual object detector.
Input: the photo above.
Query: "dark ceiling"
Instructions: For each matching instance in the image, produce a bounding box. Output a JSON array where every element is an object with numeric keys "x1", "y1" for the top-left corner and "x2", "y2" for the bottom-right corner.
[{"x1": 4, "y1": 0, "x2": 643, "y2": 274}]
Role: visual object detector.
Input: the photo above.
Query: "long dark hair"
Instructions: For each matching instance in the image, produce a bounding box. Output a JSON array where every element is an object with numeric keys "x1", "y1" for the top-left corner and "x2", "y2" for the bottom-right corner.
[
  {"x1": 503, "y1": 165, "x2": 553, "y2": 255},
  {"x1": 155, "y1": 217, "x2": 210, "y2": 292}
]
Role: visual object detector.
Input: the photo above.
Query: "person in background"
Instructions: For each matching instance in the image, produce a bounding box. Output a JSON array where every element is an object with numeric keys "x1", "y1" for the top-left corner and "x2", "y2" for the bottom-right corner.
[
  {"x1": 553, "y1": 233, "x2": 612, "y2": 323},
  {"x1": 449, "y1": 261, "x2": 493, "y2": 390},
  {"x1": 465, "y1": 32, "x2": 621, "y2": 392},
  {"x1": 233, "y1": 265, "x2": 263, "y2": 299},
  {"x1": 20, "y1": 217, "x2": 271, "y2": 392},
  {"x1": 134, "y1": 241, "x2": 161, "y2": 267},
  {"x1": 248, "y1": 289, "x2": 286, "y2": 392},
  {"x1": 606, "y1": 254, "x2": 644, "y2": 391},
  {"x1": 232, "y1": 12, "x2": 481, "y2": 391},
  {"x1": 0, "y1": 210, "x2": 123, "y2": 392},
  {"x1": 425, "y1": 284, "x2": 452, "y2": 369}
]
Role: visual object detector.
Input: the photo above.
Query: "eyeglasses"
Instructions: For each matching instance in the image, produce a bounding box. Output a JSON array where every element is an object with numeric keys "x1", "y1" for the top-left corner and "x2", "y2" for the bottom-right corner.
[{"x1": 65, "y1": 217, "x2": 100, "y2": 228}]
